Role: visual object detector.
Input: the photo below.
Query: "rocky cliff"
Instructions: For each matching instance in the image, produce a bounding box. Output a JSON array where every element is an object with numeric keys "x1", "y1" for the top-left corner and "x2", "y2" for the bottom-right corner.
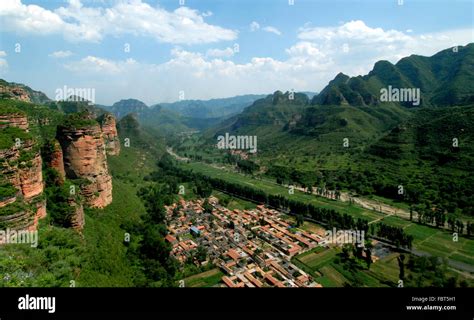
[
  {"x1": 0, "y1": 113, "x2": 29, "y2": 131},
  {"x1": 43, "y1": 139, "x2": 66, "y2": 184},
  {"x1": 99, "y1": 113, "x2": 121, "y2": 156},
  {"x1": 0, "y1": 79, "x2": 51, "y2": 104},
  {"x1": 0, "y1": 117, "x2": 46, "y2": 231},
  {"x1": 68, "y1": 198, "x2": 85, "y2": 230},
  {"x1": 57, "y1": 114, "x2": 113, "y2": 208},
  {"x1": 0, "y1": 85, "x2": 30, "y2": 102}
]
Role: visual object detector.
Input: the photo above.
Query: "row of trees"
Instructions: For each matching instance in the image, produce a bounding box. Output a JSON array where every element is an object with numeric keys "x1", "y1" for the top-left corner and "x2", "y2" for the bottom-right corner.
[
  {"x1": 410, "y1": 202, "x2": 472, "y2": 235},
  {"x1": 372, "y1": 223, "x2": 414, "y2": 249},
  {"x1": 266, "y1": 163, "x2": 473, "y2": 234}
]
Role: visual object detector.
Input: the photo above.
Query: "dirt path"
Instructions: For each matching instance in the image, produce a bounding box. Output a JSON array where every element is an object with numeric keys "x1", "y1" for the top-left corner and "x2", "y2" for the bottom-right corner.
[
  {"x1": 292, "y1": 185, "x2": 411, "y2": 220},
  {"x1": 166, "y1": 147, "x2": 190, "y2": 161}
]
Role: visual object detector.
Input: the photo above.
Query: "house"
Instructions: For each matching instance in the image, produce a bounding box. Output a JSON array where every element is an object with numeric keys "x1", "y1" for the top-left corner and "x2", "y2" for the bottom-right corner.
[
  {"x1": 165, "y1": 234, "x2": 177, "y2": 244},
  {"x1": 190, "y1": 226, "x2": 201, "y2": 237}
]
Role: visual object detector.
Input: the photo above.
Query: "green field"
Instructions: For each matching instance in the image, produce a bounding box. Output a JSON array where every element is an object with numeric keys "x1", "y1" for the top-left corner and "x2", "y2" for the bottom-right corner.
[
  {"x1": 212, "y1": 191, "x2": 257, "y2": 211},
  {"x1": 293, "y1": 246, "x2": 388, "y2": 287},
  {"x1": 181, "y1": 268, "x2": 224, "y2": 287}
]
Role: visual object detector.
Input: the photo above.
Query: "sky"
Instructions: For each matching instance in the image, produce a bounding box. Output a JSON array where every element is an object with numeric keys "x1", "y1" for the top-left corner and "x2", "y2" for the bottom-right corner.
[{"x1": 0, "y1": 0, "x2": 473, "y2": 105}]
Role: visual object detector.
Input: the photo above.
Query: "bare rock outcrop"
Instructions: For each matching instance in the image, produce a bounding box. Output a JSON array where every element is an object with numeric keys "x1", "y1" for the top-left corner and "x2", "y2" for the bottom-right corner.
[
  {"x1": 57, "y1": 118, "x2": 113, "y2": 208},
  {"x1": 99, "y1": 113, "x2": 121, "y2": 156},
  {"x1": 0, "y1": 113, "x2": 29, "y2": 131},
  {"x1": 0, "y1": 85, "x2": 30, "y2": 102},
  {"x1": 0, "y1": 119, "x2": 46, "y2": 230},
  {"x1": 43, "y1": 139, "x2": 66, "y2": 184},
  {"x1": 68, "y1": 198, "x2": 85, "y2": 231}
]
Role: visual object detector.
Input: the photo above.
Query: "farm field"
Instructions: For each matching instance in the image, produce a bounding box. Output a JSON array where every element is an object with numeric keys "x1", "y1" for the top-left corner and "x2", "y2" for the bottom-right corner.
[{"x1": 181, "y1": 268, "x2": 224, "y2": 287}]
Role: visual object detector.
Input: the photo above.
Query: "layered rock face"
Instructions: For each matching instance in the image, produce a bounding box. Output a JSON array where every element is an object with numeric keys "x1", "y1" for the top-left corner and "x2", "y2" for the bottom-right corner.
[
  {"x1": 57, "y1": 123, "x2": 113, "y2": 208},
  {"x1": 0, "y1": 85, "x2": 30, "y2": 102},
  {"x1": 1, "y1": 140, "x2": 43, "y2": 200},
  {"x1": 0, "y1": 124, "x2": 46, "y2": 230},
  {"x1": 99, "y1": 113, "x2": 121, "y2": 155},
  {"x1": 44, "y1": 140, "x2": 66, "y2": 184},
  {"x1": 0, "y1": 113, "x2": 29, "y2": 131},
  {"x1": 68, "y1": 198, "x2": 85, "y2": 230},
  {"x1": 0, "y1": 81, "x2": 50, "y2": 104}
]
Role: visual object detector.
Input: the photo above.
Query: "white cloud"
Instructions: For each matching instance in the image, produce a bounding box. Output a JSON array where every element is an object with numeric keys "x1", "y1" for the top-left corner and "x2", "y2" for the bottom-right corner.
[
  {"x1": 64, "y1": 56, "x2": 138, "y2": 74},
  {"x1": 206, "y1": 47, "x2": 235, "y2": 58},
  {"x1": 298, "y1": 20, "x2": 410, "y2": 43},
  {"x1": 47, "y1": 20, "x2": 474, "y2": 104},
  {"x1": 49, "y1": 50, "x2": 73, "y2": 58},
  {"x1": 262, "y1": 26, "x2": 282, "y2": 36},
  {"x1": 61, "y1": 45, "x2": 334, "y2": 103},
  {"x1": 297, "y1": 20, "x2": 474, "y2": 76},
  {"x1": 250, "y1": 22, "x2": 281, "y2": 36},
  {"x1": 0, "y1": 0, "x2": 237, "y2": 44},
  {"x1": 250, "y1": 21, "x2": 260, "y2": 32}
]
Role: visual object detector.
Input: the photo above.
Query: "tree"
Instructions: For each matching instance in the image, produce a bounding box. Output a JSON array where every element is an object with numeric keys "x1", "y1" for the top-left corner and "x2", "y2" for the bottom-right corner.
[
  {"x1": 364, "y1": 240, "x2": 373, "y2": 269},
  {"x1": 365, "y1": 248, "x2": 372, "y2": 269},
  {"x1": 397, "y1": 254, "x2": 405, "y2": 281},
  {"x1": 203, "y1": 198, "x2": 213, "y2": 214},
  {"x1": 295, "y1": 214, "x2": 304, "y2": 227},
  {"x1": 195, "y1": 180, "x2": 212, "y2": 198},
  {"x1": 195, "y1": 245, "x2": 207, "y2": 263}
]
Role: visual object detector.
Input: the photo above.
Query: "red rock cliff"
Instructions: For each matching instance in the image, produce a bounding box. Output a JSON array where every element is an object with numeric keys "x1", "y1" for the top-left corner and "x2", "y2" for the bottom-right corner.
[
  {"x1": 43, "y1": 139, "x2": 66, "y2": 184},
  {"x1": 0, "y1": 113, "x2": 29, "y2": 131},
  {"x1": 57, "y1": 121, "x2": 113, "y2": 208},
  {"x1": 0, "y1": 122, "x2": 46, "y2": 230}
]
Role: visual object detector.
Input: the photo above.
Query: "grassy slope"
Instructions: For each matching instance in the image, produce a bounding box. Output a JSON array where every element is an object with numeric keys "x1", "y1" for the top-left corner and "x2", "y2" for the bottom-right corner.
[{"x1": 77, "y1": 137, "x2": 161, "y2": 286}]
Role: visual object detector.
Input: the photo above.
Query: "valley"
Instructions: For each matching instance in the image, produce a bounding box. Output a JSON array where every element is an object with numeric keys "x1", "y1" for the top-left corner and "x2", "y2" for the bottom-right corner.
[{"x1": 0, "y1": 43, "x2": 473, "y2": 289}]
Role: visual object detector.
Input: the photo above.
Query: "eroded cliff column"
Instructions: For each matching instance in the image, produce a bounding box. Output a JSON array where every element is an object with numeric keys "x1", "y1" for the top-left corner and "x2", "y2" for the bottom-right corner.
[{"x1": 57, "y1": 114, "x2": 113, "y2": 208}]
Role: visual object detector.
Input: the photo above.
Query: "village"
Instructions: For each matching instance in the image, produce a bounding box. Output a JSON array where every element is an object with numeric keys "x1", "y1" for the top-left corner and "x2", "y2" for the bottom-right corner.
[{"x1": 164, "y1": 196, "x2": 326, "y2": 287}]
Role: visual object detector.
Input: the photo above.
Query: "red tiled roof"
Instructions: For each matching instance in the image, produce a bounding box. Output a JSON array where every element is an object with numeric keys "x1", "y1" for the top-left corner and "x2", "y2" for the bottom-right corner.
[
  {"x1": 227, "y1": 249, "x2": 240, "y2": 261},
  {"x1": 165, "y1": 234, "x2": 177, "y2": 243}
]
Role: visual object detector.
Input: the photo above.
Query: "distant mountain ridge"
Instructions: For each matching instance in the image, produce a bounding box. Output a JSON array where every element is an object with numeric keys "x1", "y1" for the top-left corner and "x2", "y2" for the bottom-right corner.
[
  {"x1": 313, "y1": 43, "x2": 474, "y2": 107},
  {"x1": 0, "y1": 79, "x2": 51, "y2": 104},
  {"x1": 203, "y1": 44, "x2": 474, "y2": 160},
  {"x1": 106, "y1": 99, "x2": 149, "y2": 118},
  {"x1": 157, "y1": 94, "x2": 267, "y2": 119}
]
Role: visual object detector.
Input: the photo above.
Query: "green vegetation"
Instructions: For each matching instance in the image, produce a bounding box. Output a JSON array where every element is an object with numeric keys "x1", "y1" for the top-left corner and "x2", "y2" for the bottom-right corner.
[
  {"x1": 61, "y1": 111, "x2": 98, "y2": 128},
  {"x1": 0, "y1": 180, "x2": 17, "y2": 200},
  {"x1": 314, "y1": 43, "x2": 474, "y2": 107},
  {"x1": 0, "y1": 126, "x2": 33, "y2": 150}
]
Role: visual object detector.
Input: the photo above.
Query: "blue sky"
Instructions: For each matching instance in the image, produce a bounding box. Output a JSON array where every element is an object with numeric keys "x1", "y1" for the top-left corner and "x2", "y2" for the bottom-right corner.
[{"x1": 0, "y1": 0, "x2": 473, "y2": 105}]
